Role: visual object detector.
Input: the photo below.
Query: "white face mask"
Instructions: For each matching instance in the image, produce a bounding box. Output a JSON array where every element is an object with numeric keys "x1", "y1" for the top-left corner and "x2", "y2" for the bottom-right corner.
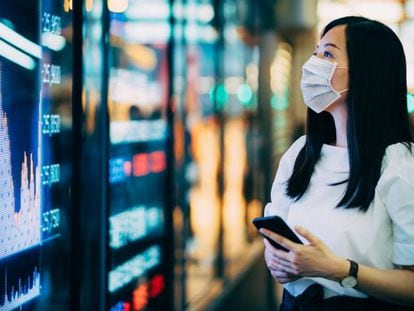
[{"x1": 300, "y1": 56, "x2": 348, "y2": 113}]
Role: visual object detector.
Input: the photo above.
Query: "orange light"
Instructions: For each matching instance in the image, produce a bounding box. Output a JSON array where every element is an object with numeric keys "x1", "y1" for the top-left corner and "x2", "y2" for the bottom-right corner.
[
  {"x1": 86, "y1": 0, "x2": 94, "y2": 12},
  {"x1": 132, "y1": 284, "x2": 148, "y2": 311},
  {"x1": 124, "y1": 45, "x2": 157, "y2": 71},
  {"x1": 64, "y1": 0, "x2": 73, "y2": 12},
  {"x1": 108, "y1": 0, "x2": 129, "y2": 13}
]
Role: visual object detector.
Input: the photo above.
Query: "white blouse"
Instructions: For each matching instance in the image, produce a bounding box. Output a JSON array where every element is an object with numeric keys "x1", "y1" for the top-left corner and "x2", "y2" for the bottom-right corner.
[{"x1": 265, "y1": 135, "x2": 414, "y2": 298}]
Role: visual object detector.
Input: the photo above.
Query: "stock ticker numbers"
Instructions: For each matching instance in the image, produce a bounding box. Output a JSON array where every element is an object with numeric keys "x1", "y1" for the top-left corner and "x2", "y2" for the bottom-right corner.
[
  {"x1": 109, "y1": 206, "x2": 164, "y2": 250},
  {"x1": 110, "y1": 272, "x2": 165, "y2": 311},
  {"x1": 42, "y1": 114, "x2": 61, "y2": 136},
  {"x1": 110, "y1": 151, "x2": 167, "y2": 183},
  {"x1": 111, "y1": 276, "x2": 165, "y2": 311},
  {"x1": 108, "y1": 148, "x2": 168, "y2": 308},
  {"x1": 42, "y1": 12, "x2": 62, "y2": 35},
  {"x1": 42, "y1": 63, "x2": 62, "y2": 86},
  {"x1": 40, "y1": 17, "x2": 62, "y2": 239}
]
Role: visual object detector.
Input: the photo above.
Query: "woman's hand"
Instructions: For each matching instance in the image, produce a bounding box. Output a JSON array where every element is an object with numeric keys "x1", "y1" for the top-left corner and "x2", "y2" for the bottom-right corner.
[
  {"x1": 264, "y1": 240, "x2": 301, "y2": 284},
  {"x1": 261, "y1": 226, "x2": 348, "y2": 281}
]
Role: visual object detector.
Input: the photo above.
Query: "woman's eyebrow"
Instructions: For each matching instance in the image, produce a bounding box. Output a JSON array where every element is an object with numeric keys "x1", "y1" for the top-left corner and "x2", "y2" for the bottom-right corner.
[{"x1": 324, "y1": 43, "x2": 340, "y2": 50}]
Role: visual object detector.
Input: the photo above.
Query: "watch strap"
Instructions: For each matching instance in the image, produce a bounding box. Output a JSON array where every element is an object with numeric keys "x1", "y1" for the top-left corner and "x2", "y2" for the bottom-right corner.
[{"x1": 347, "y1": 259, "x2": 358, "y2": 278}]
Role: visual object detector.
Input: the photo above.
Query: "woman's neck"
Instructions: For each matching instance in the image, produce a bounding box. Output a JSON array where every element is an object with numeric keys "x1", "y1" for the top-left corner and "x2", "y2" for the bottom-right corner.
[{"x1": 328, "y1": 103, "x2": 348, "y2": 147}]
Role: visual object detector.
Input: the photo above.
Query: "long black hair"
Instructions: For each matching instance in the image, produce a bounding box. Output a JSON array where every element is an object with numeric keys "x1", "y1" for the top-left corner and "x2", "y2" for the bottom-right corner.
[{"x1": 286, "y1": 16, "x2": 413, "y2": 211}]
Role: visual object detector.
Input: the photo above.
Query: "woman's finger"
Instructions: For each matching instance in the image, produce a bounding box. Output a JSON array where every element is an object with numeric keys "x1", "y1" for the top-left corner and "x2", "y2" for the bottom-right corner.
[
  {"x1": 263, "y1": 237, "x2": 272, "y2": 249},
  {"x1": 275, "y1": 258, "x2": 292, "y2": 270},
  {"x1": 271, "y1": 270, "x2": 296, "y2": 279},
  {"x1": 264, "y1": 244, "x2": 275, "y2": 267},
  {"x1": 268, "y1": 258, "x2": 293, "y2": 274},
  {"x1": 272, "y1": 260, "x2": 298, "y2": 275},
  {"x1": 271, "y1": 272, "x2": 299, "y2": 284},
  {"x1": 273, "y1": 247, "x2": 293, "y2": 262},
  {"x1": 294, "y1": 226, "x2": 322, "y2": 247},
  {"x1": 264, "y1": 239, "x2": 294, "y2": 262},
  {"x1": 260, "y1": 228, "x2": 300, "y2": 252}
]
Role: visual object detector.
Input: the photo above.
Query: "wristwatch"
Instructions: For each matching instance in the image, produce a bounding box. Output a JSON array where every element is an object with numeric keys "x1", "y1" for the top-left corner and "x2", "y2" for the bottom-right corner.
[{"x1": 340, "y1": 259, "x2": 359, "y2": 288}]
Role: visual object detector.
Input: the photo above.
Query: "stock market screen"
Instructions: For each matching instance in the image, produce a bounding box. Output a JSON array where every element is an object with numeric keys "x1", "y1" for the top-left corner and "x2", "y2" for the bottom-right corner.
[
  {"x1": 107, "y1": 1, "x2": 171, "y2": 310},
  {"x1": 0, "y1": 0, "x2": 72, "y2": 310}
]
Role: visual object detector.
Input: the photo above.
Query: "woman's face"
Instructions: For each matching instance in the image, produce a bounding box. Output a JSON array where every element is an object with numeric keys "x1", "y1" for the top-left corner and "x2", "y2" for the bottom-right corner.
[{"x1": 313, "y1": 25, "x2": 349, "y2": 108}]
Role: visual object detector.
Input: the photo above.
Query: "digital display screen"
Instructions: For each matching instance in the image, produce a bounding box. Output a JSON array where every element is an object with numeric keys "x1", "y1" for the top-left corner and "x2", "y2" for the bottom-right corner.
[
  {"x1": 0, "y1": 0, "x2": 72, "y2": 309},
  {"x1": 107, "y1": 1, "x2": 171, "y2": 310}
]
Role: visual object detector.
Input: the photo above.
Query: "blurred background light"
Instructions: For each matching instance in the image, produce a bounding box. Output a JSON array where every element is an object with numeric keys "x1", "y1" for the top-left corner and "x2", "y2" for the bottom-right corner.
[
  {"x1": 124, "y1": 21, "x2": 171, "y2": 43},
  {"x1": 108, "y1": 0, "x2": 129, "y2": 13},
  {"x1": 173, "y1": 2, "x2": 184, "y2": 20},
  {"x1": 271, "y1": 94, "x2": 289, "y2": 111},
  {"x1": 408, "y1": 93, "x2": 414, "y2": 114},
  {"x1": 237, "y1": 83, "x2": 253, "y2": 106},
  {"x1": 318, "y1": 0, "x2": 404, "y2": 34},
  {"x1": 124, "y1": 44, "x2": 157, "y2": 71},
  {"x1": 85, "y1": 0, "x2": 94, "y2": 12},
  {"x1": 41, "y1": 33, "x2": 66, "y2": 51},
  {"x1": 126, "y1": 1, "x2": 170, "y2": 20},
  {"x1": 64, "y1": 0, "x2": 73, "y2": 12},
  {"x1": 0, "y1": 39, "x2": 36, "y2": 70},
  {"x1": 407, "y1": 0, "x2": 414, "y2": 18},
  {"x1": 0, "y1": 22, "x2": 41, "y2": 58},
  {"x1": 197, "y1": 4, "x2": 215, "y2": 23},
  {"x1": 225, "y1": 76, "x2": 243, "y2": 95},
  {"x1": 246, "y1": 63, "x2": 259, "y2": 92},
  {"x1": 210, "y1": 83, "x2": 229, "y2": 111}
]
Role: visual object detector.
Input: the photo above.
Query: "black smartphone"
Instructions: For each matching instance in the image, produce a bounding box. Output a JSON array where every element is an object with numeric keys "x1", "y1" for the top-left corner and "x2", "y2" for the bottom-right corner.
[{"x1": 252, "y1": 216, "x2": 303, "y2": 252}]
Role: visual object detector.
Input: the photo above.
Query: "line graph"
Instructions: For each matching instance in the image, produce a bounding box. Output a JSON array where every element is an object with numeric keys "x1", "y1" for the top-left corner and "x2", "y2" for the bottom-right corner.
[
  {"x1": 0, "y1": 267, "x2": 40, "y2": 310},
  {"x1": 0, "y1": 63, "x2": 41, "y2": 260}
]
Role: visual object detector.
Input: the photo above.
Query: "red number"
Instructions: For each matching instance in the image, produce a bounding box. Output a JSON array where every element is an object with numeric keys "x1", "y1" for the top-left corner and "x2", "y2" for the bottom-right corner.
[
  {"x1": 149, "y1": 274, "x2": 165, "y2": 298},
  {"x1": 123, "y1": 302, "x2": 131, "y2": 311},
  {"x1": 150, "y1": 152, "x2": 166, "y2": 173},
  {"x1": 133, "y1": 154, "x2": 149, "y2": 177}
]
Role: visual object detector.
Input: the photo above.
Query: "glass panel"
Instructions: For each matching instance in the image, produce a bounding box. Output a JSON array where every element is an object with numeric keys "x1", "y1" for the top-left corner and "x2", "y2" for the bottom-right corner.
[
  {"x1": 174, "y1": 0, "x2": 222, "y2": 303},
  {"x1": 79, "y1": 0, "x2": 107, "y2": 309},
  {"x1": 221, "y1": 0, "x2": 262, "y2": 272},
  {"x1": 107, "y1": 1, "x2": 172, "y2": 310},
  {"x1": 173, "y1": 0, "x2": 265, "y2": 306},
  {"x1": 0, "y1": 0, "x2": 73, "y2": 309},
  {"x1": 222, "y1": 0, "x2": 250, "y2": 269}
]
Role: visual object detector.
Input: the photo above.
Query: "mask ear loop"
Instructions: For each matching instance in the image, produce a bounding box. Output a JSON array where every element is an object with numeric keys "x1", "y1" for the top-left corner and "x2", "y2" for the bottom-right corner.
[{"x1": 334, "y1": 65, "x2": 349, "y2": 94}]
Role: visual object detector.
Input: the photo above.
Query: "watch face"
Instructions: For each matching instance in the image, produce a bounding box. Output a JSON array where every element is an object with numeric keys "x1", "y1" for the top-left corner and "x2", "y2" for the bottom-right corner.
[{"x1": 341, "y1": 276, "x2": 357, "y2": 288}]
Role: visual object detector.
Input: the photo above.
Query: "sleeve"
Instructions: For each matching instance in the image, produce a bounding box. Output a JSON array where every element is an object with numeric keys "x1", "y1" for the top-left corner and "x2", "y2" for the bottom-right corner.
[
  {"x1": 264, "y1": 135, "x2": 306, "y2": 220},
  {"x1": 379, "y1": 144, "x2": 414, "y2": 266}
]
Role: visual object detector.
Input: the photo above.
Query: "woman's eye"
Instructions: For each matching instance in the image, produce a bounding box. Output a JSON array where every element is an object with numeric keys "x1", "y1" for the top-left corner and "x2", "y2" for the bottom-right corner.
[{"x1": 323, "y1": 51, "x2": 333, "y2": 58}]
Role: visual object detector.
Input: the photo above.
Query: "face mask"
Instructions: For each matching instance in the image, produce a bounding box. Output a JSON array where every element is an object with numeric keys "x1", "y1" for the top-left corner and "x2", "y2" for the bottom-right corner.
[{"x1": 300, "y1": 56, "x2": 348, "y2": 113}]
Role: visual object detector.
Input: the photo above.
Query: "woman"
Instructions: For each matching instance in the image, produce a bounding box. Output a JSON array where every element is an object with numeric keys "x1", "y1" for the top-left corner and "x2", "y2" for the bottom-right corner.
[{"x1": 261, "y1": 16, "x2": 414, "y2": 310}]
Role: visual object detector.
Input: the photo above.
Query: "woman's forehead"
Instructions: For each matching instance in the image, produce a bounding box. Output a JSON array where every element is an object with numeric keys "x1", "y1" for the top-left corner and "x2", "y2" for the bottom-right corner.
[{"x1": 319, "y1": 25, "x2": 347, "y2": 48}]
